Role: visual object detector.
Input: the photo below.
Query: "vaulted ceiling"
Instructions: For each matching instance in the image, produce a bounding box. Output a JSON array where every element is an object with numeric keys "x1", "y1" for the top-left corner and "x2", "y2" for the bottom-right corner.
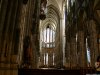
[{"x1": 40, "y1": 0, "x2": 65, "y2": 31}]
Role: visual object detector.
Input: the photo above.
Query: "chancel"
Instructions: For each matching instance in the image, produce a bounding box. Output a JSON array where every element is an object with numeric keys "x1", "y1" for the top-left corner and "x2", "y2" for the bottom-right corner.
[{"x1": 0, "y1": 0, "x2": 100, "y2": 75}]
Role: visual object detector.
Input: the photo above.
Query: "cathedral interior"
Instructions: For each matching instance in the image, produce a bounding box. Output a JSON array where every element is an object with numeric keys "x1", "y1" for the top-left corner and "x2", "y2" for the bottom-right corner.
[{"x1": 0, "y1": 0, "x2": 100, "y2": 75}]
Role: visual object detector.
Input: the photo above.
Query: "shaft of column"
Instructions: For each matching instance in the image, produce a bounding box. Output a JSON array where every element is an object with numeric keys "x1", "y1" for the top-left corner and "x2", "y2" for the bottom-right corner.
[
  {"x1": 70, "y1": 36, "x2": 77, "y2": 68},
  {"x1": 77, "y1": 31, "x2": 87, "y2": 68},
  {"x1": 88, "y1": 20, "x2": 98, "y2": 67}
]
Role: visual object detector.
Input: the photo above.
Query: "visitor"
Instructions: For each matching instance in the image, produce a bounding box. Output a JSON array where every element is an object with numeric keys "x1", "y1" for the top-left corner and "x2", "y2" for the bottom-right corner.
[{"x1": 95, "y1": 55, "x2": 100, "y2": 74}]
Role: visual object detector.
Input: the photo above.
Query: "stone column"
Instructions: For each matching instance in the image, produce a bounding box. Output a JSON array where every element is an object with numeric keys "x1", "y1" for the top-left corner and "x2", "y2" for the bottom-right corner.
[
  {"x1": 17, "y1": 1, "x2": 28, "y2": 67},
  {"x1": 0, "y1": 0, "x2": 14, "y2": 75},
  {"x1": 77, "y1": 31, "x2": 87, "y2": 68},
  {"x1": 54, "y1": 35, "x2": 61, "y2": 68},
  {"x1": 0, "y1": 0, "x2": 8, "y2": 75},
  {"x1": 65, "y1": 40, "x2": 71, "y2": 68},
  {"x1": 88, "y1": 20, "x2": 98, "y2": 67},
  {"x1": 0, "y1": 0, "x2": 19, "y2": 75},
  {"x1": 0, "y1": 0, "x2": 8, "y2": 56},
  {"x1": 0, "y1": 0, "x2": 3, "y2": 12},
  {"x1": 5, "y1": 0, "x2": 19, "y2": 75},
  {"x1": 10, "y1": 0, "x2": 19, "y2": 75},
  {"x1": 70, "y1": 36, "x2": 77, "y2": 68},
  {"x1": 40, "y1": 52, "x2": 44, "y2": 67},
  {"x1": 99, "y1": 35, "x2": 100, "y2": 54},
  {"x1": 31, "y1": 0, "x2": 41, "y2": 69},
  {"x1": 48, "y1": 51, "x2": 53, "y2": 67}
]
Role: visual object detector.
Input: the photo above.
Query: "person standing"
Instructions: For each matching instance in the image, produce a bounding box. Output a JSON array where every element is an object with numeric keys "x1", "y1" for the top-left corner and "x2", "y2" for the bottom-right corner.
[{"x1": 95, "y1": 55, "x2": 100, "y2": 74}]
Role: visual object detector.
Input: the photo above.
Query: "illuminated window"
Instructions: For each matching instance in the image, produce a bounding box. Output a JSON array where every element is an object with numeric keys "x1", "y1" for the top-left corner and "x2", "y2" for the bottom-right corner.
[
  {"x1": 86, "y1": 38, "x2": 90, "y2": 63},
  {"x1": 42, "y1": 25, "x2": 55, "y2": 48}
]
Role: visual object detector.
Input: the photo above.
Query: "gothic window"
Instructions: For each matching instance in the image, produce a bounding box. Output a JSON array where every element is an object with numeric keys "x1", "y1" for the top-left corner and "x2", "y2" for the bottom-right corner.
[{"x1": 42, "y1": 25, "x2": 55, "y2": 48}]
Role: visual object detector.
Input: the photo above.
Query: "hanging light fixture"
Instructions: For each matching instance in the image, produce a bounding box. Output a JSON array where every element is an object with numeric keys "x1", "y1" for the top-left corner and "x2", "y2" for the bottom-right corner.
[{"x1": 39, "y1": 0, "x2": 47, "y2": 20}]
